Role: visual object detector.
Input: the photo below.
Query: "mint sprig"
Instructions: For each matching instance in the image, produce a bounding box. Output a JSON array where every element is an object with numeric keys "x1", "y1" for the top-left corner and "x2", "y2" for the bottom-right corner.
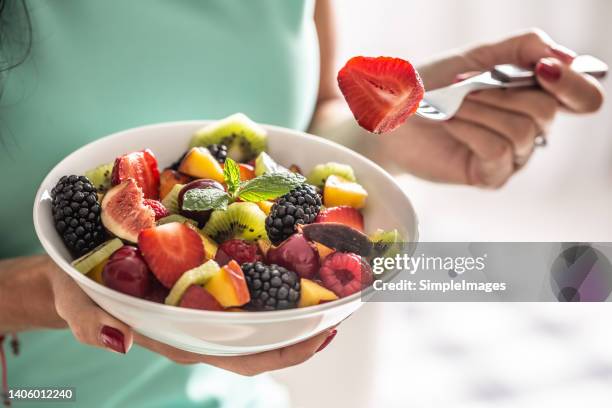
[
  {"x1": 180, "y1": 155, "x2": 306, "y2": 212},
  {"x1": 182, "y1": 188, "x2": 230, "y2": 212},
  {"x1": 223, "y1": 158, "x2": 241, "y2": 195},
  {"x1": 237, "y1": 172, "x2": 305, "y2": 202}
]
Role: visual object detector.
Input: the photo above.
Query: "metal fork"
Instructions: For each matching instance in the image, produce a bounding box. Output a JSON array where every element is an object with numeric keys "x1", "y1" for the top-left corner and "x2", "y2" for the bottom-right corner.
[{"x1": 416, "y1": 55, "x2": 608, "y2": 122}]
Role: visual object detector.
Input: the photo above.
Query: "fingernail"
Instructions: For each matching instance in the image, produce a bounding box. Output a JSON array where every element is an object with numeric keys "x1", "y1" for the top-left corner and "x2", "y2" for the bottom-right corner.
[
  {"x1": 100, "y1": 326, "x2": 126, "y2": 354},
  {"x1": 548, "y1": 45, "x2": 576, "y2": 64},
  {"x1": 536, "y1": 59, "x2": 562, "y2": 82},
  {"x1": 316, "y1": 330, "x2": 337, "y2": 353}
]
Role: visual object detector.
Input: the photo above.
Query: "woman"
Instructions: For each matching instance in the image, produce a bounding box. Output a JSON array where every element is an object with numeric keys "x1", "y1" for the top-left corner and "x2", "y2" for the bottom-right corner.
[{"x1": 0, "y1": 0, "x2": 604, "y2": 407}]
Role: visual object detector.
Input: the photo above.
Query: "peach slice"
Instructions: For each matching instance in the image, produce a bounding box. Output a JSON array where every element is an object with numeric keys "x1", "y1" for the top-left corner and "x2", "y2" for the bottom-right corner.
[
  {"x1": 323, "y1": 175, "x2": 368, "y2": 209},
  {"x1": 178, "y1": 147, "x2": 225, "y2": 183},
  {"x1": 298, "y1": 278, "x2": 338, "y2": 308},
  {"x1": 160, "y1": 169, "x2": 192, "y2": 200},
  {"x1": 204, "y1": 260, "x2": 250, "y2": 307}
]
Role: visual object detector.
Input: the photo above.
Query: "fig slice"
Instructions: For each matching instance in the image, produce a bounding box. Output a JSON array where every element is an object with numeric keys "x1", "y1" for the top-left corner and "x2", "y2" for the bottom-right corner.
[
  {"x1": 101, "y1": 179, "x2": 156, "y2": 243},
  {"x1": 300, "y1": 222, "x2": 372, "y2": 256}
]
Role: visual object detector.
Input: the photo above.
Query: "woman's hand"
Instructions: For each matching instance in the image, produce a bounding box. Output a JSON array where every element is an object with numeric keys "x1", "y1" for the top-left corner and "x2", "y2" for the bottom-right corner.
[
  {"x1": 47, "y1": 259, "x2": 335, "y2": 376},
  {"x1": 380, "y1": 29, "x2": 604, "y2": 187}
]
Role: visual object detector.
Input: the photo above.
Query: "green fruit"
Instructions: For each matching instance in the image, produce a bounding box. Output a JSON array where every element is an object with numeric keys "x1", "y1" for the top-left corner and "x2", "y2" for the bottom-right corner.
[
  {"x1": 189, "y1": 113, "x2": 267, "y2": 162},
  {"x1": 71, "y1": 238, "x2": 123, "y2": 274},
  {"x1": 157, "y1": 214, "x2": 198, "y2": 227},
  {"x1": 369, "y1": 229, "x2": 404, "y2": 258},
  {"x1": 306, "y1": 162, "x2": 356, "y2": 187},
  {"x1": 165, "y1": 260, "x2": 221, "y2": 306},
  {"x1": 85, "y1": 162, "x2": 114, "y2": 193},
  {"x1": 161, "y1": 184, "x2": 185, "y2": 214},
  {"x1": 202, "y1": 202, "x2": 267, "y2": 243},
  {"x1": 254, "y1": 152, "x2": 288, "y2": 176}
]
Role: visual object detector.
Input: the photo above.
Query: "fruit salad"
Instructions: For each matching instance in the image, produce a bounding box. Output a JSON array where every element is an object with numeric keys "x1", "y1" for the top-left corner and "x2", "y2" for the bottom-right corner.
[{"x1": 51, "y1": 113, "x2": 400, "y2": 312}]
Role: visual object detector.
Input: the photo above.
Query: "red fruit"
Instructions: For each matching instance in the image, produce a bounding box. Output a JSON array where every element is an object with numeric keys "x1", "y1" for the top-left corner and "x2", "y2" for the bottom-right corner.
[
  {"x1": 138, "y1": 222, "x2": 205, "y2": 288},
  {"x1": 144, "y1": 199, "x2": 169, "y2": 221},
  {"x1": 337, "y1": 56, "x2": 424, "y2": 134},
  {"x1": 238, "y1": 164, "x2": 256, "y2": 181},
  {"x1": 111, "y1": 149, "x2": 160, "y2": 199},
  {"x1": 101, "y1": 179, "x2": 156, "y2": 243},
  {"x1": 179, "y1": 285, "x2": 224, "y2": 311},
  {"x1": 266, "y1": 233, "x2": 320, "y2": 279},
  {"x1": 315, "y1": 206, "x2": 364, "y2": 232},
  {"x1": 215, "y1": 239, "x2": 261, "y2": 266},
  {"x1": 319, "y1": 252, "x2": 373, "y2": 297},
  {"x1": 160, "y1": 169, "x2": 192, "y2": 200},
  {"x1": 144, "y1": 279, "x2": 170, "y2": 303},
  {"x1": 103, "y1": 246, "x2": 153, "y2": 298}
]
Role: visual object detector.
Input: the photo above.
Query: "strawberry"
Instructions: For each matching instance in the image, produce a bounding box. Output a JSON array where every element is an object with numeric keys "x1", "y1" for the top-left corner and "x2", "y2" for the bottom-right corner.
[
  {"x1": 111, "y1": 149, "x2": 160, "y2": 199},
  {"x1": 138, "y1": 222, "x2": 205, "y2": 288},
  {"x1": 337, "y1": 56, "x2": 424, "y2": 134},
  {"x1": 179, "y1": 285, "x2": 223, "y2": 311},
  {"x1": 143, "y1": 199, "x2": 169, "y2": 221},
  {"x1": 315, "y1": 206, "x2": 364, "y2": 232}
]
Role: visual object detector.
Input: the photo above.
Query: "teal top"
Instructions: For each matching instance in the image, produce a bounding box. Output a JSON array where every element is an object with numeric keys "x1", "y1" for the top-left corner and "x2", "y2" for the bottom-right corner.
[{"x1": 0, "y1": 1, "x2": 319, "y2": 406}]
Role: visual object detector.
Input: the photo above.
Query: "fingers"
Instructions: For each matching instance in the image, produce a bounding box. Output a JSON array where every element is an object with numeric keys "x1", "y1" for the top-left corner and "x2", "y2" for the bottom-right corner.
[
  {"x1": 51, "y1": 270, "x2": 133, "y2": 354},
  {"x1": 536, "y1": 58, "x2": 605, "y2": 113},
  {"x1": 135, "y1": 328, "x2": 336, "y2": 376},
  {"x1": 467, "y1": 89, "x2": 558, "y2": 134},
  {"x1": 443, "y1": 119, "x2": 514, "y2": 188},
  {"x1": 455, "y1": 99, "x2": 538, "y2": 159},
  {"x1": 464, "y1": 28, "x2": 571, "y2": 69}
]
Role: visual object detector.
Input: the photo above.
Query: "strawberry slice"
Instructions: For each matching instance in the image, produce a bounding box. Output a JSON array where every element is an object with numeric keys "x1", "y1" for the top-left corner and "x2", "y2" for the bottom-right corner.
[
  {"x1": 138, "y1": 222, "x2": 205, "y2": 288},
  {"x1": 179, "y1": 285, "x2": 223, "y2": 311},
  {"x1": 112, "y1": 149, "x2": 160, "y2": 199},
  {"x1": 337, "y1": 56, "x2": 424, "y2": 134},
  {"x1": 315, "y1": 206, "x2": 364, "y2": 232}
]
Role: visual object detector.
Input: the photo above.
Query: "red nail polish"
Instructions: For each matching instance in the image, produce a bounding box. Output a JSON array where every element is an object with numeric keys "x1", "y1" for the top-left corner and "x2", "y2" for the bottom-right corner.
[
  {"x1": 100, "y1": 326, "x2": 126, "y2": 354},
  {"x1": 549, "y1": 45, "x2": 576, "y2": 64},
  {"x1": 536, "y1": 60, "x2": 561, "y2": 82},
  {"x1": 316, "y1": 330, "x2": 337, "y2": 353}
]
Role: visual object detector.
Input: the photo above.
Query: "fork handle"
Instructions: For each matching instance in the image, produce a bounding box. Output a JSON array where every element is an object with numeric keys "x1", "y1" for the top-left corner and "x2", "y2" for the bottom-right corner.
[{"x1": 491, "y1": 55, "x2": 608, "y2": 87}]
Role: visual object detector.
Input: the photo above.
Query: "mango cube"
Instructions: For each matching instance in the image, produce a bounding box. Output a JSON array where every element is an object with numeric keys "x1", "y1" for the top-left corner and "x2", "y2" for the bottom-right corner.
[
  {"x1": 178, "y1": 147, "x2": 224, "y2": 183},
  {"x1": 298, "y1": 278, "x2": 338, "y2": 308},
  {"x1": 323, "y1": 175, "x2": 367, "y2": 209}
]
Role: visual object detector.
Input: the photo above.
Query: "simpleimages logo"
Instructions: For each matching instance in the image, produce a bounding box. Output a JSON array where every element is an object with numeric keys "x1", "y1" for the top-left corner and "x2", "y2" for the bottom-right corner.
[{"x1": 372, "y1": 253, "x2": 487, "y2": 275}]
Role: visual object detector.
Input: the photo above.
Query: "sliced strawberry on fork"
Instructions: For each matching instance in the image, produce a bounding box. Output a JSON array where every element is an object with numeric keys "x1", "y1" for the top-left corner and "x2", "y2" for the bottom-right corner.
[
  {"x1": 337, "y1": 56, "x2": 424, "y2": 134},
  {"x1": 111, "y1": 149, "x2": 160, "y2": 199},
  {"x1": 315, "y1": 206, "x2": 364, "y2": 232}
]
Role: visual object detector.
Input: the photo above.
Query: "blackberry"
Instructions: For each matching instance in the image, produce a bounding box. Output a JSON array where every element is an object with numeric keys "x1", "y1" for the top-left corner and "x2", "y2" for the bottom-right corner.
[
  {"x1": 206, "y1": 144, "x2": 228, "y2": 164},
  {"x1": 51, "y1": 175, "x2": 106, "y2": 257},
  {"x1": 265, "y1": 184, "x2": 322, "y2": 245},
  {"x1": 242, "y1": 262, "x2": 301, "y2": 310}
]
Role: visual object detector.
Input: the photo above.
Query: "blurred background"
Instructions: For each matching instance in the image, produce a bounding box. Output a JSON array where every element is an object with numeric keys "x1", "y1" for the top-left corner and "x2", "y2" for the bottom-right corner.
[{"x1": 271, "y1": 0, "x2": 612, "y2": 406}]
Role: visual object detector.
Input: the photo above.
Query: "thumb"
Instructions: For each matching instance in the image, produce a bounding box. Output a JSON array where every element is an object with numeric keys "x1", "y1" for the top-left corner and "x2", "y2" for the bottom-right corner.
[
  {"x1": 536, "y1": 58, "x2": 605, "y2": 113},
  {"x1": 52, "y1": 271, "x2": 133, "y2": 354},
  {"x1": 464, "y1": 29, "x2": 575, "y2": 70}
]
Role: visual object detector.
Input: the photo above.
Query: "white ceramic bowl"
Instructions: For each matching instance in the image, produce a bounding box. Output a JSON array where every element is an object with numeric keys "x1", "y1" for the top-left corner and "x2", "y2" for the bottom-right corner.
[{"x1": 33, "y1": 121, "x2": 418, "y2": 356}]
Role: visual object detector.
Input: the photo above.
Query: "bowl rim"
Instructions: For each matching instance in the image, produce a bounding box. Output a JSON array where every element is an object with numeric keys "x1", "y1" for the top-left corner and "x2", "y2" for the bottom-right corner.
[{"x1": 33, "y1": 120, "x2": 419, "y2": 323}]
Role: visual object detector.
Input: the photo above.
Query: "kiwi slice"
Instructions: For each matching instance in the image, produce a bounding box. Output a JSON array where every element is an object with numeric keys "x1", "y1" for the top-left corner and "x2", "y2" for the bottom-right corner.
[
  {"x1": 202, "y1": 202, "x2": 267, "y2": 243},
  {"x1": 254, "y1": 152, "x2": 288, "y2": 176},
  {"x1": 165, "y1": 260, "x2": 221, "y2": 306},
  {"x1": 71, "y1": 238, "x2": 123, "y2": 274},
  {"x1": 306, "y1": 162, "x2": 356, "y2": 187},
  {"x1": 157, "y1": 214, "x2": 197, "y2": 227},
  {"x1": 85, "y1": 162, "x2": 114, "y2": 193},
  {"x1": 369, "y1": 229, "x2": 404, "y2": 258},
  {"x1": 161, "y1": 184, "x2": 185, "y2": 214},
  {"x1": 189, "y1": 113, "x2": 267, "y2": 162}
]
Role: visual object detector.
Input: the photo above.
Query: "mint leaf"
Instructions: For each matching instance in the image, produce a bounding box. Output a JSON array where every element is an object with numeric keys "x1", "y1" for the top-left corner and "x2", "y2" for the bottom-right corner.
[
  {"x1": 182, "y1": 188, "x2": 230, "y2": 212},
  {"x1": 223, "y1": 158, "x2": 241, "y2": 195},
  {"x1": 237, "y1": 172, "x2": 305, "y2": 202}
]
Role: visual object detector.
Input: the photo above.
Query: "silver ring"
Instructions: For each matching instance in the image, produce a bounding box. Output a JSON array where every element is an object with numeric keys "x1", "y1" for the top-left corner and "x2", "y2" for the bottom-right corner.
[{"x1": 534, "y1": 134, "x2": 547, "y2": 147}]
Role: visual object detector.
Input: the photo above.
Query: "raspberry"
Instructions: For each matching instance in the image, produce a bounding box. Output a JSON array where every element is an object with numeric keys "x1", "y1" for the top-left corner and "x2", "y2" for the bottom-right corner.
[
  {"x1": 319, "y1": 252, "x2": 373, "y2": 297},
  {"x1": 215, "y1": 239, "x2": 261, "y2": 266},
  {"x1": 143, "y1": 199, "x2": 170, "y2": 221}
]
